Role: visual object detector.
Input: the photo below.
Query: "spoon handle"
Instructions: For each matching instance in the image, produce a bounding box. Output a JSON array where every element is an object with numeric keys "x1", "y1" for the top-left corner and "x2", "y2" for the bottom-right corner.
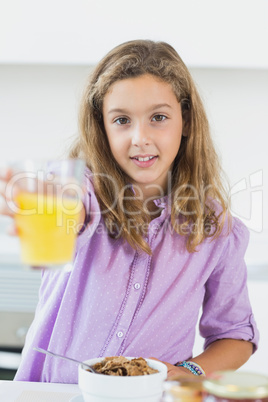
[{"x1": 33, "y1": 346, "x2": 95, "y2": 373}]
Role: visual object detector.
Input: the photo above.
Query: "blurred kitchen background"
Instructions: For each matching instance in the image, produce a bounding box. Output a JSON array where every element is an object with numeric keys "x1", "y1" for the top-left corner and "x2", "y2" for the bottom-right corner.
[{"x1": 0, "y1": 0, "x2": 267, "y2": 379}]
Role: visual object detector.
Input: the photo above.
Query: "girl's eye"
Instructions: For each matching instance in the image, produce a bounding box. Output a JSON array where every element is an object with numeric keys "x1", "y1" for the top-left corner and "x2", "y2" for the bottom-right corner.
[
  {"x1": 152, "y1": 114, "x2": 167, "y2": 122},
  {"x1": 114, "y1": 117, "x2": 130, "y2": 125}
]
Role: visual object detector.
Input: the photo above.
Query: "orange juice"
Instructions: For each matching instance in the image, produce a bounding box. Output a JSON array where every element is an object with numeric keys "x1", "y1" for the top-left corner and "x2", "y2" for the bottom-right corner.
[{"x1": 15, "y1": 191, "x2": 82, "y2": 266}]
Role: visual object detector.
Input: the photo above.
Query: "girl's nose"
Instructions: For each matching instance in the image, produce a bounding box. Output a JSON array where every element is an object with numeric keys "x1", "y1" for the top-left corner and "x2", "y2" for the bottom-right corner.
[{"x1": 131, "y1": 124, "x2": 151, "y2": 147}]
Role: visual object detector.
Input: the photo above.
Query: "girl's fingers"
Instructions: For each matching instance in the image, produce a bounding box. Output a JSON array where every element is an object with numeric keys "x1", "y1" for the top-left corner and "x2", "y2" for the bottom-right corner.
[
  {"x1": 0, "y1": 198, "x2": 15, "y2": 217},
  {"x1": 7, "y1": 222, "x2": 18, "y2": 236},
  {"x1": 0, "y1": 167, "x2": 13, "y2": 182},
  {"x1": 0, "y1": 175, "x2": 13, "y2": 199},
  {"x1": 0, "y1": 180, "x2": 7, "y2": 198},
  {"x1": 0, "y1": 168, "x2": 18, "y2": 210}
]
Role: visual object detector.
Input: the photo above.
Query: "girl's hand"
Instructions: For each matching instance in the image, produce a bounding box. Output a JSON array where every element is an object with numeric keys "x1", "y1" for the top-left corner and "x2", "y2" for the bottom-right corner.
[
  {"x1": 0, "y1": 167, "x2": 18, "y2": 236},
  {"x1": 149, "y1": 357, "x2": 195, "y2": 378}
]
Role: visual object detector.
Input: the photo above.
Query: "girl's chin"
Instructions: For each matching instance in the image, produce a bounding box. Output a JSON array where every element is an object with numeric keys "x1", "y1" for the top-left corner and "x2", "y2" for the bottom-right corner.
[{"x1": 131, "y1": 177, "x2": 165, "y2": 191}]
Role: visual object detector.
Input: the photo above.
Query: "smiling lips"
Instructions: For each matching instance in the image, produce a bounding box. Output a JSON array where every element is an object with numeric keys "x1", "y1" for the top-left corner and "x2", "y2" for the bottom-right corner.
[{"x1": 130, "y1": 154, "x2": 158, "y2": 168}]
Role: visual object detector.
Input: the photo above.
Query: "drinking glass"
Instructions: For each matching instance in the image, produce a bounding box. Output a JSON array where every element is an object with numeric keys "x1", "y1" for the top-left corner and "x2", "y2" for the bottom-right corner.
[{"x1": 7, "y1": 159, "x2": 85, "y2": 270}]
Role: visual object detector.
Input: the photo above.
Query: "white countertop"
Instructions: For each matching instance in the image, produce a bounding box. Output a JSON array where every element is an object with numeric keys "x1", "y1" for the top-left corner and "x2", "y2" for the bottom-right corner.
[{"x1": 0, "y1": 380, "x2": 80, "y2": 402}]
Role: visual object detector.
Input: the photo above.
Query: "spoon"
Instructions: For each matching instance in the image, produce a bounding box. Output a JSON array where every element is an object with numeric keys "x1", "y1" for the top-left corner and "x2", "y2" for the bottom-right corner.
[{"x1": 33, "y1": 346, "x2": 98, "y2": 373}]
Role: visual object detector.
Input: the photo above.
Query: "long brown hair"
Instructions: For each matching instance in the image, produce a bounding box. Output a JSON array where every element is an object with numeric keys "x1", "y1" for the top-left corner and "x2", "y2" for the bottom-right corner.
[{"x1": 69, "y1": 39, "x2": 230, "y2": 254}]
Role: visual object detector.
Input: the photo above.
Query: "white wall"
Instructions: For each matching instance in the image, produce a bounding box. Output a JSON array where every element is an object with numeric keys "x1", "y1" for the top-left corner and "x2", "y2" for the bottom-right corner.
[
  {"x1": 0, "y1": 65, "x2": 88, "y2": 162},
  {"x1": 0, "y1": 0, "x2": 268, "y2": 68}
]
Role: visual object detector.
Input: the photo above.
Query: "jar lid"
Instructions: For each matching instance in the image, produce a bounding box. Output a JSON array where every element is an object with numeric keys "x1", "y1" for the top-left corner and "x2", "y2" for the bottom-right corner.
[{"x1": 203, "y1": 371, "x2": 268, "y2": 398}]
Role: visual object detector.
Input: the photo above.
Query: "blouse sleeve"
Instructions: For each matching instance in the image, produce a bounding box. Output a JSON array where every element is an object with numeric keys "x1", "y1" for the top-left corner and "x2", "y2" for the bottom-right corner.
[{"x1": 199, "y1": 217, "x2": 259, "y2": 352}]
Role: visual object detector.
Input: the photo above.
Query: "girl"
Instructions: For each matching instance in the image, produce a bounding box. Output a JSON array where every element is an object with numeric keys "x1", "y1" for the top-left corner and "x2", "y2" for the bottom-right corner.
[{"x1": 0, "y1": 40, "x2": 258, "y2": 383}]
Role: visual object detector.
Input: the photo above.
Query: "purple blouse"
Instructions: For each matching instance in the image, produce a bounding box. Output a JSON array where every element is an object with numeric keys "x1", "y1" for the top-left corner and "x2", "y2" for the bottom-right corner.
[{"x1": 14, "y1": 172, "x2": 259, "y2": 383}]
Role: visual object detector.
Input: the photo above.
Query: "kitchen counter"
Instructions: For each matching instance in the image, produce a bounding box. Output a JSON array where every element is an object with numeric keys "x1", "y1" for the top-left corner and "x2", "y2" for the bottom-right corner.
[{"x1": 0, "y1": 380, "x2": 80, "y2": 402}]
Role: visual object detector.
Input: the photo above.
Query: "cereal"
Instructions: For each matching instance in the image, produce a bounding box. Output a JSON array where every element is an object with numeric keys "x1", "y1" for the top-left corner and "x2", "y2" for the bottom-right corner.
[{"x1": 91, "y1": 356, "x2": 159, "y2": 376}]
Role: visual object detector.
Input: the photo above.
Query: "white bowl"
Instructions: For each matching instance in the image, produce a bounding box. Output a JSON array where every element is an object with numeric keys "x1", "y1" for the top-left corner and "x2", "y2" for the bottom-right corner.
[{"x1": 78, "y1": 357, "x2": 168, "y2": 402}]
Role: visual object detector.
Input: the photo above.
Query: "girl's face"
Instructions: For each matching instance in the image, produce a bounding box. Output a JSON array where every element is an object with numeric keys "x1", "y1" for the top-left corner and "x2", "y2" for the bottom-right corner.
[{"x1": 103, "y1": 74, "x2": 183, "y2": 196}]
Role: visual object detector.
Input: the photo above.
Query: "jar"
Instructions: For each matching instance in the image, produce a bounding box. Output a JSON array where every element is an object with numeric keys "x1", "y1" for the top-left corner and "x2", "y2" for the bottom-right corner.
[
  {"x1": 161, "y1": 377, "x2": 203, "y2": 402},
  {"x1": 203, "y1": 371, "x2": 268, "y2": 401}
]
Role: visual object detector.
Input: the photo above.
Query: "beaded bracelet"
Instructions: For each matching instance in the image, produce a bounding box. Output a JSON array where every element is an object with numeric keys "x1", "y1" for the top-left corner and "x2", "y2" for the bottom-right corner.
[{"x1": 175, "y1": 360, "x2": 206, "y2": 376}]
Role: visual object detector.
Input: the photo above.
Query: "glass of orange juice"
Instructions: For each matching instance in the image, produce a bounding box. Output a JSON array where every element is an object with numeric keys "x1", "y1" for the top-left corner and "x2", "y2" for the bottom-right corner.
[{"x1": 8, "y1": 159, "x2": 85, "y2": 271}]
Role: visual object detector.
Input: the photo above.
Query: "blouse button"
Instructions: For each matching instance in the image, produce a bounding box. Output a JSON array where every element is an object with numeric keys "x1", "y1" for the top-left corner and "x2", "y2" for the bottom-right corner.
[
  {"x1": 134, "y1": 283, "x2": 141, "y2": 290},
  {"x1": 117, "y1": 331, "x2": 124, "y2": 338}
]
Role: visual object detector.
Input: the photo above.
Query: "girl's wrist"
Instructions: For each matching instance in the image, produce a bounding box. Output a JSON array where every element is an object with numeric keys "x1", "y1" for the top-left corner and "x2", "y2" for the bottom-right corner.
[{"x1": 174, "y1": 360, "x2": 206, "y2": 376}]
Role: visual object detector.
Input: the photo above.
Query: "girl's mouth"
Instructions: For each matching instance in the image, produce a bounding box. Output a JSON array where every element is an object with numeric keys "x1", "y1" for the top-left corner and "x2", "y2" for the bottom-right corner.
[{"x1": 130, "y1": 155, "x2": 158, "y2": 168}]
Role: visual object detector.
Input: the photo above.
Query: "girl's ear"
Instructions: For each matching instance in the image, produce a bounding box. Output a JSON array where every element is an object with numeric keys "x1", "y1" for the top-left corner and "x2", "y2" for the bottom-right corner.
[
  {"x1": 181, "y1": 101, "x2": 190, "y2": 137},
  {"x1": 182, "y1": 120, "x2": 189, "y2": 137}
]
